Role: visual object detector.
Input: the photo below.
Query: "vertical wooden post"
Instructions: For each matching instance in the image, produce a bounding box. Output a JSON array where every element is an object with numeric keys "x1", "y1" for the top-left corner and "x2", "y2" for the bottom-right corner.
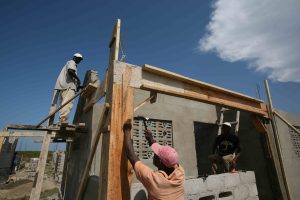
[
  {"x1": 29, "y1": 91, "x2": 59, "y2": 200},
  {"x1": 98, "y1": 19, "x2": 134, "y2": 200},
  {"x1": 264, "y1": 80, "x2": 291, "y2": 200},
  {"x1": 235, "y1": 111, "x2": 240, "y2": 135},
  {"x1": 0, "y1": 137, "x2": 4, "y2": 152}
]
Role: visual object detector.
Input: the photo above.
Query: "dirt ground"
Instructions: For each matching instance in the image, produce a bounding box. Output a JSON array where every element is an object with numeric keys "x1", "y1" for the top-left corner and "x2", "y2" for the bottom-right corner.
[{"x1": 0, "y1": 178, "x2": 57, "y2": 200}]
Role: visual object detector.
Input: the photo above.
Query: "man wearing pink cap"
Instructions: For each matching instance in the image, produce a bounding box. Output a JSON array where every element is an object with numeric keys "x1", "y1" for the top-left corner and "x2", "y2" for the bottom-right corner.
[{"x1": 123, "y1": 120, "x2": 185, "y2": 200}]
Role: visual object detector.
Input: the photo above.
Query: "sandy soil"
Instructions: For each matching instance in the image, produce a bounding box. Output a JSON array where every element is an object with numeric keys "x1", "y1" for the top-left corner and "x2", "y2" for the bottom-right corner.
[{"x1": 0, "y1": 179, "x2": 57, "y2": 200}]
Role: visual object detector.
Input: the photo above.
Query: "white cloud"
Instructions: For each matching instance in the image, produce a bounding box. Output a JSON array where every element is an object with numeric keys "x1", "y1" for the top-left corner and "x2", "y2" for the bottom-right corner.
[{"x1": 199, "y1": 0, "x2": 300, "y2": 82}]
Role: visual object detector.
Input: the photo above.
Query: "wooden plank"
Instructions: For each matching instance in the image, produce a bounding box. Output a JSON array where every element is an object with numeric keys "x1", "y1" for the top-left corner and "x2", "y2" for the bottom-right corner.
[
  {"x1": 0, "y1": 137, "x2": 4, "y2": 152},
  {"x1": 143, "y1": 64, "x2": 263, "y2": 102},
  {"x1": 98, "y1": 19, "x2": 135, "y2": 200},
  {"x1": 83, "y1": 77, "x2": 107, "y2": 112},
  {"x1": 6, "y1": 124, "x2": 87, "y2": 133},
  {"x1": 141, "y1": 83, "x2": 268, "y2": 117},
  {"x1": 252, "y1": 117, "x2": 268, "y2": 134},
  {"x1": 30, "y1": 90, "x2": 58, "y2": 200},
  {"x1": 75, "y1": 103, "x2": 110, "y2": 200},
  {"x1": 100, "y1": 78, "x2": 133, "y2": 199},
  {"x1": 134, "y1": 92, "x2": 157, "y2": 112},
  {"x1": 140, "y1": 64, "x2": 268, "y2": 117},
  {"x1": 264, "y1": 80, "x2": 291, "y2": 200},
  {"x1": 29, "y1": 133, "x2": 52, "y2": 200},
  {"x1": 0, "y1": 131, "x2": 45, "y2": 137},
  {"x1": 252, "y1": 117, "x2": 272, "y2": 158},
  {"x1": 82, "y1": 82, "x2": 98, "y2": 98}
]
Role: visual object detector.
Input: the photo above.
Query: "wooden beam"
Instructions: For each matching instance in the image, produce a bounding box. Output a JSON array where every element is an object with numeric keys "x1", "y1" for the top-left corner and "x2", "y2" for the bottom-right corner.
[
  {"x1": 98, "y1": 19, "x2": 134, "y2": 200},
  {"x1": 30, "y1": 90, "x2": 58, "y2": 200},
  {"x1": 82, "y1": 82, "x2": 98, "y2": 98},
  {"x1": 0, "y1": 137, "x2": 4, "y2": 152},
  {"x1": 6, "y1": 124, "x2": 86, "y2": 133},
  {"x1": 0, "y1": 131, "x2": 45, "y2": 137},
  {"x1": 83, "y1": 77, "x2": 107, "y2": 113},
  {"x1": 264, "y1": 80, "x2": 291, "y2": 200},
  {"x1": 100, "y1": 66, "x2": 134, "y2": 200},
  {"x1": 252, "y1": 117, "x2": 272, "y2": 158},
  {"x1": 134, "y1": 92, "x2": 157, "y2": 112},
  {"x1": 252, "y1": 117, "x2": 268, "y2": 134},
  {"x1": 140, "y1": 64, "x2": 268, "y2": 117}
]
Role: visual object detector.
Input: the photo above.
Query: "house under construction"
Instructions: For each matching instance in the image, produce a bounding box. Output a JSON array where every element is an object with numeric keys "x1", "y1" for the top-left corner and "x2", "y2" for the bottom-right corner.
[{"x1": 1, "y1": 19, "x2": 300, "y2": 200}]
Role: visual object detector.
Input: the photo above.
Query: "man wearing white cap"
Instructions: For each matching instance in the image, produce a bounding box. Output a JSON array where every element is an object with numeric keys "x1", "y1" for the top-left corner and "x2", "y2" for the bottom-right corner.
[
  {"x1": 209, "y1": 122, "x2": 241, "y2": 174},
  {"x1": 53, "y1": 53, "x2": 83, "y2": 124},
  {"x1": 123, "y1": 119, "x2": 185, "y2": 200}
]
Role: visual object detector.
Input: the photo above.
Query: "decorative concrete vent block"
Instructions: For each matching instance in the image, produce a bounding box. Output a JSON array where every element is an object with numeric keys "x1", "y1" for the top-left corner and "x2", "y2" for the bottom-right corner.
[
  {"x1": 131, "y1": 171, "x2": 258, "y2": 200},
  {"x1": 289, "y1": 128, "x2": 300, "y2": 158},
  {"x1": 133, "y1": 118, "x2": 173, "y2": 159}
]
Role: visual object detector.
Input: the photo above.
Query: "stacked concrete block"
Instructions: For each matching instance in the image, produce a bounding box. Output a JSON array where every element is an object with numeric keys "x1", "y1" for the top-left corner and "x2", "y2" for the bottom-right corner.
[
  {"x1": 52, "y1": 150, "x2": 65, "y2": 183},
  {"x1": 25, "y1": 157, "x2": 39, "y2": 181},
  {"x1": 131, "y1": 171, "x2": 258, "y2": 200}
]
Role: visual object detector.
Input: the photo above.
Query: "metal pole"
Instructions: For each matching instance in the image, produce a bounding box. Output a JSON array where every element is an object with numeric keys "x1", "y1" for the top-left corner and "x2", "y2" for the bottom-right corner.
[{"x1": 264, "y1": 80, "x2": 291, "y2": 200}]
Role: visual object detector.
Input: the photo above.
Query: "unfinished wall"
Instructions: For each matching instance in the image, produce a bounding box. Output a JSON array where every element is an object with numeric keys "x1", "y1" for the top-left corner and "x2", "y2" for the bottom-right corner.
[
  {"x1": 274, "y1": 109, "x2": 300, "y2": 199},
  {"x1": 63, "y1": 69, "x2": 298, "y2": 200},
  {"x1": 134, "y1": 89, "x2": 218, "y2": 178},
  {"x1": 62, "y1": 70, "x2": 103, "y2": 200}
]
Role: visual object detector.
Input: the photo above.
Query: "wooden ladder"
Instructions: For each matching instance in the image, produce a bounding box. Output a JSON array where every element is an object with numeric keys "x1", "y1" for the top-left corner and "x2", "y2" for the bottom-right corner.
[{"x1": 217, "y1": 107, "x2": 240, "y2": 135}]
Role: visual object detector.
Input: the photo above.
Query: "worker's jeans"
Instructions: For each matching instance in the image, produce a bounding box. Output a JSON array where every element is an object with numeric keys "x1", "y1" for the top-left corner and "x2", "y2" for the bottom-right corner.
[
  {"x1": 208, "y1": 153, "x2": 235, "y2": 174},
  {"x1": 52, "y1": 89, "x2": 76, "y2": 123}
]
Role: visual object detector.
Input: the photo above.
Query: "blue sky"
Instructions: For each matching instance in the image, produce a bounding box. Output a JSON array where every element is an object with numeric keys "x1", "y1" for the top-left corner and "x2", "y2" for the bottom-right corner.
[{"x1": 0, "y1": 0, "x2": 299, "y2": 150}]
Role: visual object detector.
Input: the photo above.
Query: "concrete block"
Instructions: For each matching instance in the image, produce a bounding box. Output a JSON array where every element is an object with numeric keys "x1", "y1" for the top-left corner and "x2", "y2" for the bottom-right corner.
[
  {"x1": 233, "y1": 185, "x2": 249, "y2": 199},
  {"x1": 185, "y1": 178, "x2": 207, "y2": 194},
  {"x1": 206, "y1": 175, "x2": 224, "y2": 191},
  {"x1": 246, "y1": 197, "x2": 259, "y2": 200},
  {"x1": 247, "y1": 184, "x2": 258, "y2": 197},
  {"x1": 224, "y1": 173, "x2": 240, "y2": 188},
  {"x1": 239, "y1": 171, "x2": 255, "y2": 184}
]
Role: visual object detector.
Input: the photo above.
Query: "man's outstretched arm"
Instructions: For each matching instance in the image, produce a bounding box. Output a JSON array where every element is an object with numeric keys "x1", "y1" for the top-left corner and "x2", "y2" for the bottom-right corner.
[{"x1": 123, "y1": 119, "x2": 140, "y2": 167}]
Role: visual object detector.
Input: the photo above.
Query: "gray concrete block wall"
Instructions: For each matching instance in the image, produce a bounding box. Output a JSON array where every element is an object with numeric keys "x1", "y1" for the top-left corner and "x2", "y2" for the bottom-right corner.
[
  {"x1": 273, "y1": 109, "x2": 300, "y2": 199},
  {"x1": 131, "y1": 171, "x2": 258, "y2": 200},
  {"x1": 134, "y1": 89, "x2": 218, "y2": 179},
  {"x1": 62, "y1": 70, "x2": 102, "y2": 200},
  {"x1": 64, "y1": 69, "x2": 300, "y2": 199}
]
